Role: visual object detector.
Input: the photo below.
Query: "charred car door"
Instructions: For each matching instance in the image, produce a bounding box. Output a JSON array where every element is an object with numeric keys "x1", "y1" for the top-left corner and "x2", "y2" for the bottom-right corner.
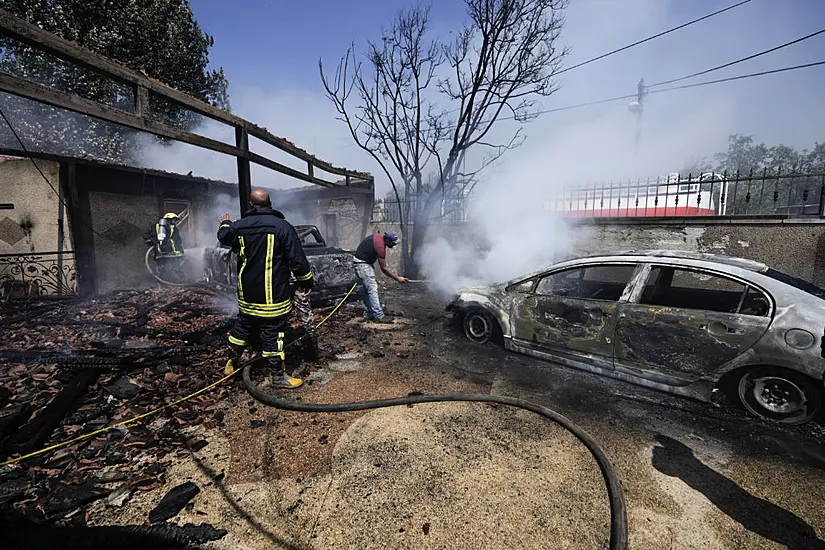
[
  {"x1": 509, "y1": 263, "x2": 639, "y2": 366},
  {"x1": 614, "y1": 264, "x2": 772, "y2": 383}
]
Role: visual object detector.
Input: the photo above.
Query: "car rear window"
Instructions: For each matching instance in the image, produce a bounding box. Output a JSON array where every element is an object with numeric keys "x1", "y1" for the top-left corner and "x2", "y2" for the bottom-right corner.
[{"x1": 763, "y1": 268, "x2": 825, "y2": 300}]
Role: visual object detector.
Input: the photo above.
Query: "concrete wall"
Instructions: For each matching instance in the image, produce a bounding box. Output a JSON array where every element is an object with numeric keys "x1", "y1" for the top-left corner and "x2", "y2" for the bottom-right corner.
[
  {"x1": 0, "y1": 158, "x2": 72, "y2": 253},
  {"x1": 87, "y1": 190, "x2": 159, "y2": 291},
  {"x1": 277, "y1": 186, "x2": 374, "y2": 252},
  {"x1": 0, "y1": 157, "x2": 76, "y2": 296},
  {"x1": 374, "y1": 218, "x2": 825, "y2": 286},
  {"x1": 573, "y1": 219, "x2": 825, "y2": 286}
]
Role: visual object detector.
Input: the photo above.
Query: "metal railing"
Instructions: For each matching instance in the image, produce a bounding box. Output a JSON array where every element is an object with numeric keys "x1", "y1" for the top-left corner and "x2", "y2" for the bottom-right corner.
[
  {"x1": 549, "y1": 171, "x2": 825, "y2": 218},
  {"x1": 374, "y1": 170, "x2": 825, "y2": 222},
  {"x1": 0, "y1": 251, "x2": 77, "y2": 302}
]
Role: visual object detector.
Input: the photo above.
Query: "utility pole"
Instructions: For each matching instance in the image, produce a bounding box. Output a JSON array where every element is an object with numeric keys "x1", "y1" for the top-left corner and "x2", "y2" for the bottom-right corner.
[{"x1": 628, "y1": 78, "x2": 646, "y2": 146}]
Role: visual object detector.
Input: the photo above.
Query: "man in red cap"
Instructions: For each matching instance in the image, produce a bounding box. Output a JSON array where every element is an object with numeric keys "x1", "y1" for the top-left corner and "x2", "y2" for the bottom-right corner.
[{"x1": 352, "y1": 230, "x2": 407, "y2": 323}]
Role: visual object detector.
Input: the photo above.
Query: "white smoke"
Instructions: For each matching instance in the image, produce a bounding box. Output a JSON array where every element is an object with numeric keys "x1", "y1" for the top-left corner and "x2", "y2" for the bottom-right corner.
[
  {"x1": 413, "y1": 0, "x2": 825, "y2": 295},
  {"x1": 125, "y1": 0, "x2": 822, "y2": 298}
]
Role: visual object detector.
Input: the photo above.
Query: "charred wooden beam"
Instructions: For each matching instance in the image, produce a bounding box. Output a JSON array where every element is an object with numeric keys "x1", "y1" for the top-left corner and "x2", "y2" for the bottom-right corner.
[
  {"x1": 4, "y1": 521, "x2": 228, "y2": 549},
  {"x1": 244, "y1": 124, "x2": 372, "y2": 181},
  {"x1": 235, "y1": 126, "x2": 251, "y2": 212},
  {"x1": 62, "y1": 163, "x2": 97, "y2": 296},
  {"x1": 248, "y1": 152, "x2": 336, "y2": 189},
  {"x1": 0, "y1": 9, "x2": 242, "y2": 128},
  {"x1": 0, "y1": 9, "x2": 374, "y2": 189},
  {"x1": 4, "y1": 369, "x2": 100, "y2": 460},
  {"x1": 0, "y1": 73, "x2": 243, "y2": 157}
]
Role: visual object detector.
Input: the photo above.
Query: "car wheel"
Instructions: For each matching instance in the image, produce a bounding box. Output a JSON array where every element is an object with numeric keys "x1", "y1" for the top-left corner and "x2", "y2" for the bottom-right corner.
[
  {"x1": 737, "y1": 366, "x2": 823, "y2": 425},
  {"x1": 462, "y1": 308, "x2": 498, "y2": 345}
]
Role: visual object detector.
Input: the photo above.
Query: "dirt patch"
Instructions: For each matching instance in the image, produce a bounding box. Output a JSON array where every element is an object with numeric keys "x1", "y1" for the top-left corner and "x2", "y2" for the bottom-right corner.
[
  {"x1": 228, "y1": 305, "x2": 493, "y2": 483},
  {"x1": 311, "y1": 402, "x2": 610, "y2": 549}
]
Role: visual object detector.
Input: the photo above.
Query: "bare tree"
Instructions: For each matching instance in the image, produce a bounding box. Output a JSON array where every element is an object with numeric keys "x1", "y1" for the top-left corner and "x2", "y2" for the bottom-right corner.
[{"x1": 321, "y1": 0, "x2": 568, "y2": 276}]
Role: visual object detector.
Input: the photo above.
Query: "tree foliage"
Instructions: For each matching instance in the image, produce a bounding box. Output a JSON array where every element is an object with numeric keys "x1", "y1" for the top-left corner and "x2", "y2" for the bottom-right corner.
[
  {"x1": 683, "y1": 135, "x2": 825, "y2": 215},
  {"x1": 321, "y1": 0, "x2": 567, "y2": 275},
  {"x1": 0, "y1": 0, "x2": 229, "y2": 163}
]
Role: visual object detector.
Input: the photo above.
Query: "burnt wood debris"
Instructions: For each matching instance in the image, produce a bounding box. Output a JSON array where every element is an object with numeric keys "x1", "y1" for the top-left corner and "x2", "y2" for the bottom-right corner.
[{"x1": 0, "y1": 284, "x2": 341, "y2": 544}]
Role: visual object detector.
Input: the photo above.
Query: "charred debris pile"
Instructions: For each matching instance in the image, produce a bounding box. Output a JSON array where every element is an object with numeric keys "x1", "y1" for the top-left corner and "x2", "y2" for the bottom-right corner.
[{"x1": 0, "y1": 284, "x2": 351, "y2": 539}]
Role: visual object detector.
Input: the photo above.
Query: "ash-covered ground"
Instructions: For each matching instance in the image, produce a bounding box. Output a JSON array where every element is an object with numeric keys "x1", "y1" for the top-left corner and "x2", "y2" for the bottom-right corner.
[{"x1": 1, "y1": 281, "x2": 823, "y2": 549}]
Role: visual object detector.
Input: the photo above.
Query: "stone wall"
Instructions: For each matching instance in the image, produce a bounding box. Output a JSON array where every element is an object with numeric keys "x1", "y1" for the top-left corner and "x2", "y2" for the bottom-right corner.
[
  {"x1": 373, "y1": 218, "x2": 825, "y2": 286},
  {"x1": 573, "y1": 219, "x2": 825, "y2": 286},
  {"x1": 276, "y1": 186, "x2": 374, "y2": 252}
]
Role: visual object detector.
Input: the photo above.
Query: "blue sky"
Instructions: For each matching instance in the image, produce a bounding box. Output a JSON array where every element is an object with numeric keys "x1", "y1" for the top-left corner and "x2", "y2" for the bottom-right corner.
[
  {"x1": 149, "y1": 0, "x2": 825, "y2": 193},
  {"x1": 193, "y1": 0, "x2": 467, "y2": 91}
]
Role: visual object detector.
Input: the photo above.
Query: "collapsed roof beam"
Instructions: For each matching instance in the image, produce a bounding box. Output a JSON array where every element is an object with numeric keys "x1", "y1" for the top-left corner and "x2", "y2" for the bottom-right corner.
[{"x1": 0, "y1": 9, "x2": 373, "y2": 212}]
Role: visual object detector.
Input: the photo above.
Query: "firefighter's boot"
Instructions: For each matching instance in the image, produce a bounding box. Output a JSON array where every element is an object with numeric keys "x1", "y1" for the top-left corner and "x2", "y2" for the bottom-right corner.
[
  {"x1": 224, "y1": 343, "x2": 244, "y2": 376},
  {"x1": 268, "y1": 360, "x2": 303, "y2": 389}
]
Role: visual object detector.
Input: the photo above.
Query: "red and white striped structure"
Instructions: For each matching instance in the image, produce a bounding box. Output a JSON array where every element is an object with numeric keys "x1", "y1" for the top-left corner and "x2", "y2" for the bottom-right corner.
[{"x1": 547, "y1": 172, "x2": 728, "y2": 218}]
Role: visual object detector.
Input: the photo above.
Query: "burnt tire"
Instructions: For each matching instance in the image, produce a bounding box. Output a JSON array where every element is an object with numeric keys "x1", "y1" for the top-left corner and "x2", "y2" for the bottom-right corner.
[
  {"x1": 462, "y1": 308, "x2": 499, "y2": 345},
  {"x1": 737, "y1": 366, "x2": 823, "y2": 425}
]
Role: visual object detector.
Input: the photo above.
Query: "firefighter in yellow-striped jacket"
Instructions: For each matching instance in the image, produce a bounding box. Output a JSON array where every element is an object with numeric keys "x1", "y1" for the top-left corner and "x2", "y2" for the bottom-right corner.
[
  {"x1": 217, "y1": 189, "x2": 313, "y2": 388},
  {"x1": 144, "y1": 212, "x2": 186, "y2": 283}
]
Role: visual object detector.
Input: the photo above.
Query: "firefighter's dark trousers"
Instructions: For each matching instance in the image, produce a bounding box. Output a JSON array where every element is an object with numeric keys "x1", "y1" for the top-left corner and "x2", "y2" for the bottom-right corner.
[{"x1": 227, "y1": 312, "x2": 287, "y2": 365}]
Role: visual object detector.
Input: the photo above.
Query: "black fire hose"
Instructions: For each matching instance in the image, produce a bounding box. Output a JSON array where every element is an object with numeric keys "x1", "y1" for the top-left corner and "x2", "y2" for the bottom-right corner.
[{"x1": 242, "y1": 360, "x2": 628, "y2": 550}]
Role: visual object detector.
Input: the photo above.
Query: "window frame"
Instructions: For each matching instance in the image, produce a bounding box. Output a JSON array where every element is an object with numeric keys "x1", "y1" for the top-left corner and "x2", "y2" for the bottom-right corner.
[
  {"x1": 530, "y1": 262, "x2": 641, "y2": 303},
  {"x1": 632, "y1": 263, "x2": 774, "y2": 317}
]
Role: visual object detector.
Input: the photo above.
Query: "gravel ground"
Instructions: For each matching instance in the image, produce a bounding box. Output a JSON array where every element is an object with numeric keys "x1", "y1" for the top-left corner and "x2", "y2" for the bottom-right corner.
[{"x1": 81, "y1": 281, "x2": 825, "y2": 549}]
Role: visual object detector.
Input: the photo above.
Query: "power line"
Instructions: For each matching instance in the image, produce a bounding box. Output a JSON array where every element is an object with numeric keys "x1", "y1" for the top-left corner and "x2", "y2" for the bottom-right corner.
[
  {"x1": 0, "y1": 104, "x2": 111, "y2": 242},
  {"x1": 649, "y1": 60, "x2": 825, "y2": 95},
  {"x1": 650, "y1": 27, "x2": 825, "y2": 87},
  {"x1": 443, "y1": 0, "x2": 754, "y2": 117},
  {"x1": 444, "y1": 59, "x2": 825, "y2": 129},
  {"x1": 557, "y1": 0, "x2": 753, "y2": 75}
]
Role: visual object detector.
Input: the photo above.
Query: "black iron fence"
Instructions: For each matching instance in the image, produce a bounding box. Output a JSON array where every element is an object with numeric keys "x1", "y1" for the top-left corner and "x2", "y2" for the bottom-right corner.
[
  {"x1": 0, "y1": 251, "x2": 77, "y2": 302},
  {"x1": 374, "y1": 170, "x2": 825, "y2": 222},
  {"x1": 551, "y1": 170, "x2": 825, "y2": 218}
]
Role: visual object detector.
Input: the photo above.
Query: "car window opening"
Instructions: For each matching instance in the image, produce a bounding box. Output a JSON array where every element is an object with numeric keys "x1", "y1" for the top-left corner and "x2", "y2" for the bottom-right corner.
[
  {"x1": 536, "y1": 264, "x2": 636, "y2": 301},
  {"x1": 641, "y1": 266, "x2": 769, "y2": 316}
]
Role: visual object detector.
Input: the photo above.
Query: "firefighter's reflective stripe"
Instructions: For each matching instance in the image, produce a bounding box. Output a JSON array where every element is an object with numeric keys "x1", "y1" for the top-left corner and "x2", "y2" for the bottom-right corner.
[
  {"x1": 295, "y1": 269, "x2": 313, "y2": 282},
  {"x1": 262, "y1": 332, "x2": 286, "y2": 360},
  {"x1": 228, "y1": 334, "x2": 246, "y2": 347},
  {"x1": 237, "y1": 236, "x2": 247, "y2": 301},
  {"x1": 154, "y1": 223, "x2": 183, "y2": 258},
  {"x1": 265, "y1": 234, "x2": 275, "y2": 304},
  {"x1": 238, "y1": 298, "x2": 292, "y2": 318},
  {"x1": 170, "y1": 225, "x2": 180, "y2": 255}
]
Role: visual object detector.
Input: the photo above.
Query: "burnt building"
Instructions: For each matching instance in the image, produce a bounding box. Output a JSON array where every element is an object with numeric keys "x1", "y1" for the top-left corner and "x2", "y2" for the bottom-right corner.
[{"x1": 0, "y1": 154, "x2": 374, "y2": 299}]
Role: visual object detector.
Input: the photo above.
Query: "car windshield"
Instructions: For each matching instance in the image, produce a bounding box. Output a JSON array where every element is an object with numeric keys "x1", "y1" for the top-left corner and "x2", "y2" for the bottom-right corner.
[{"x1": 763, "y1": 268, "x2": 825, "y2": 300}]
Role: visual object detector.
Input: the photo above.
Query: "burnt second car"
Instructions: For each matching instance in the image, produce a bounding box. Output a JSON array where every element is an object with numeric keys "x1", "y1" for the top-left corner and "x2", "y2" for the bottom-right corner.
[
  {"x1": 447, "y1": 250, "x2": 825, "y2": 425},
  {"x1": 204, "y1": 224, "x2": 356, "y2": 308}
]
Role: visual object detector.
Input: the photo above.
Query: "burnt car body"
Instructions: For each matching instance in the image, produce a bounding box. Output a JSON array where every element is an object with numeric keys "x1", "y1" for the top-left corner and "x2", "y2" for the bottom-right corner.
[
  {"x1": 203, "y1": 224, "x2": 357, "y2": 307},
  {"x1": 447, "y1": 250, "x2": 825, "y2": 425}
]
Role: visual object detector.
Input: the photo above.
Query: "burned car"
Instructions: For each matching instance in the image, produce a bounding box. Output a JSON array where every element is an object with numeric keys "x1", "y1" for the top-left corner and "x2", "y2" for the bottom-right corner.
[
  {"x1": 447, "y1": 250, "x2": 825, "y2": 425},
  {"x1": 203, "y1": 224, "x2": 357, "y2": 307}
]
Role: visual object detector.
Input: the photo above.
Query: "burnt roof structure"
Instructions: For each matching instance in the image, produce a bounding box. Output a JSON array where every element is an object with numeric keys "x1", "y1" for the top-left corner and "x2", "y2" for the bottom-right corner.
[{"x1": 0, "y1": 9, "x2": 373, "y2": 214}]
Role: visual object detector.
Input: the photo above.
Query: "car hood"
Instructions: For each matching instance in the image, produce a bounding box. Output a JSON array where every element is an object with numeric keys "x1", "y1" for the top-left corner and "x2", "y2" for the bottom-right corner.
[{"x1": 449, "y1": 282, "x2": 509, "y2": 311}]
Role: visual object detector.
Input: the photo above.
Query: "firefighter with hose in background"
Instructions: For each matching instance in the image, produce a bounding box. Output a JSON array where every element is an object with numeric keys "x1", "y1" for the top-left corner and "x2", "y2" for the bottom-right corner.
[
  {"x1": 218, "y1": 188, "x2": 313, "y2": 389},
  {"x1": 143, "y1": 212, "x2": 185, "y2": 283}
]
